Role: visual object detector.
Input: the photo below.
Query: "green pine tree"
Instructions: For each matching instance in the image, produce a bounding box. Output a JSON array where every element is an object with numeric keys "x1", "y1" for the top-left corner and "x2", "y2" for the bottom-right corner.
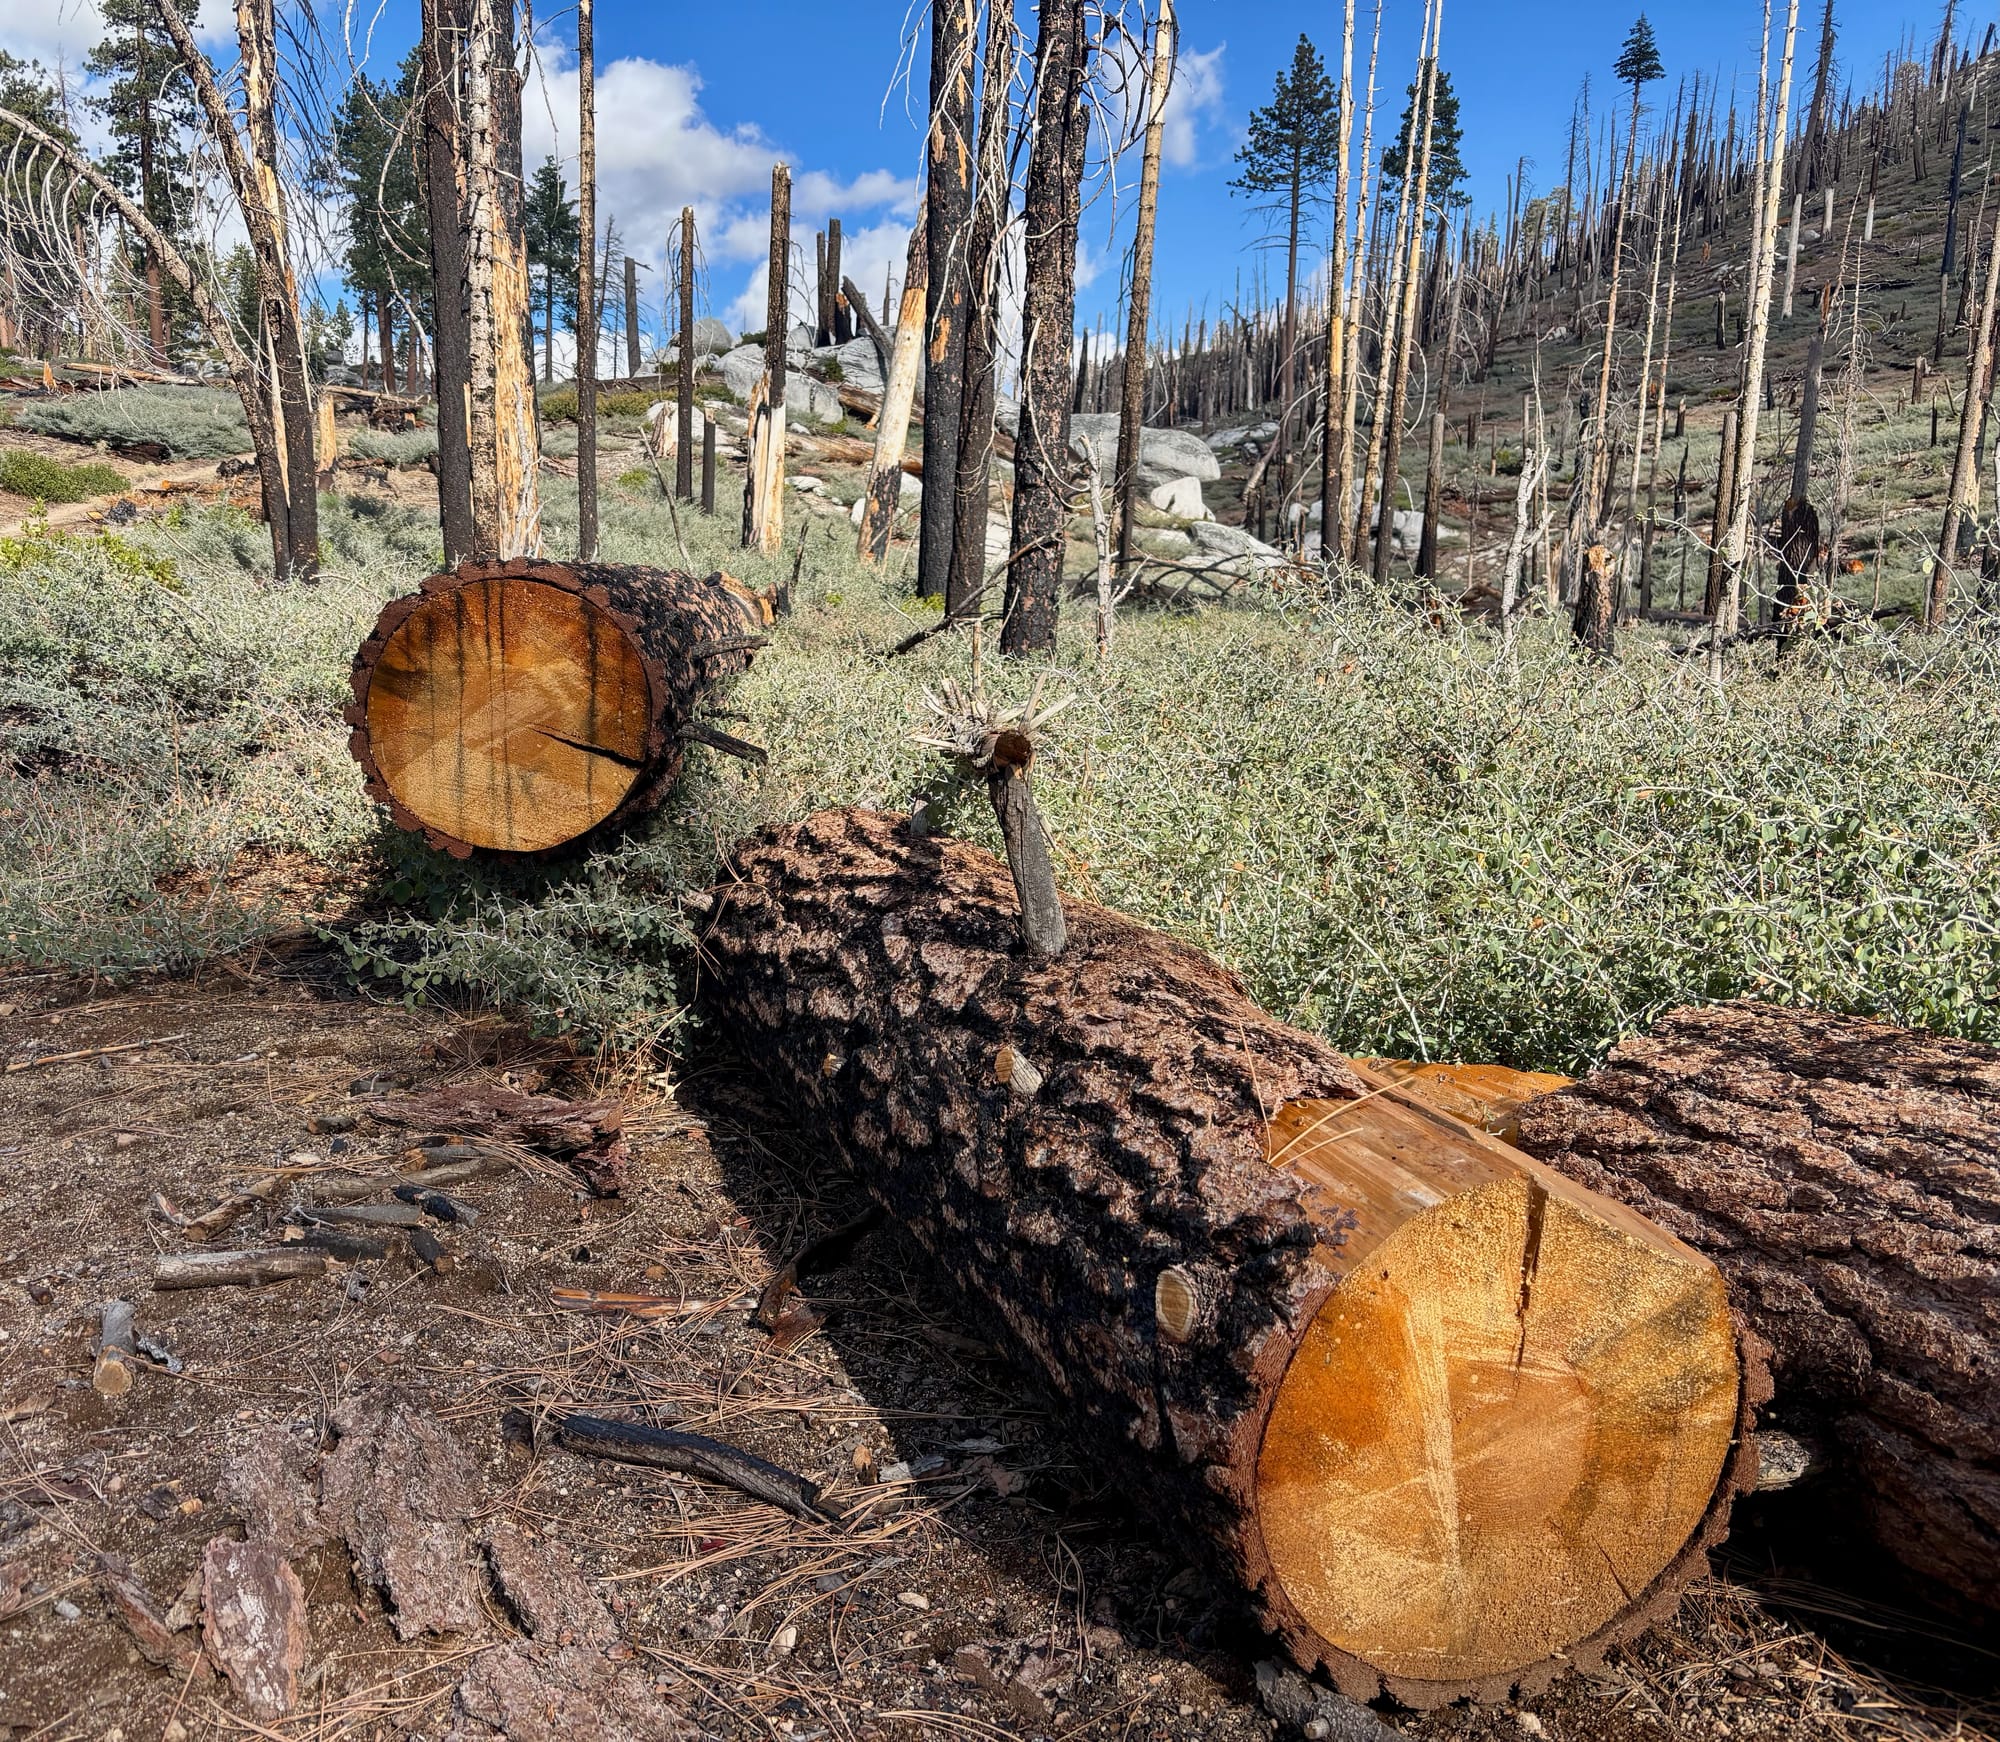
[
  {"x1": 330, "y1": 58, "x2": 429, "y2": 384},
  {"x1": 1230, "y1": 35, "x2": 1342, "y2": 453},
  {"x1": 84, "y1": 0, "x2": 201, "y2": 354},
  {"x1": 1615, "y1": 14, "x2": 1666, "y2": 95},
  {"x1": 525, "y1": 156, "x2": 581, "y2": 381},
  {"x1": 1381, "y1": 68, "x2": 1469, "y2": 211}
]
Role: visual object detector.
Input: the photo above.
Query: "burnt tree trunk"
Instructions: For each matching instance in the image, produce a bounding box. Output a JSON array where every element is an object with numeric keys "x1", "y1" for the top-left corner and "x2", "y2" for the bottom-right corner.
[
  {"x1": 1003, "y1": 0, "x2": 1092, "y2": 655},
  {"x1": 918, "y1": 0, "x2": 977, "y2": 602},
  {"x1": 944, "y1": 0, "x2": 1016, "y2": 622},
  {"x1": 699, "y1": 807, "x2": 1755, "y2": 1707},
  {"x1": 347, "y1": 560, "x2": 771, "y2": 857},
  {"x1": 420, "y1": 0, "x2": 477, "y2": 565},
  {"x1": 575, "y1": 0, "x2": 599, "y2": 561},
  {"x1": 459, "y1": 0, "x2": 541, "y2": 559},
  {"x1": 1515, "y1": 1002, "x2": 2000, "y2": 1615}
]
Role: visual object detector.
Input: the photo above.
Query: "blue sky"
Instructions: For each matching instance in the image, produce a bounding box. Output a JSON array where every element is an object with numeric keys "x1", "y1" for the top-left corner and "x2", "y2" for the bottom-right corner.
[{"x1": 2, "y1": 0, "x2": 1944, "y2": 352}]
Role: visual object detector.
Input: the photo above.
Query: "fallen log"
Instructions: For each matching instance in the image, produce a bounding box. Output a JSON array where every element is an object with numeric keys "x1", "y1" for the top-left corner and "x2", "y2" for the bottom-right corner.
[
  {"x1": 153, "y1": 1249, "x2": 329, "y2": 1290},
  {"x1": 346, "y1": 558, "x2": 775, "y2": 857},
  {"x1": 1514, "y1": 1002, "x2": 2000, "y2": 1615},
  {"x1": 697, "y1": 807, "x2": 1758, "y2": 1705}
]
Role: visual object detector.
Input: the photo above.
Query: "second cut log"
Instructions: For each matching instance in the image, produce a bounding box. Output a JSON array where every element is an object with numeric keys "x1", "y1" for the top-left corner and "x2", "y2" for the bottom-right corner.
[
  {"x1": 698, "y1": 807, "x2": 1759, "y2": 1704},
  {"x1": 347, "y1": 558, "x2": 773, "y2": 857}
]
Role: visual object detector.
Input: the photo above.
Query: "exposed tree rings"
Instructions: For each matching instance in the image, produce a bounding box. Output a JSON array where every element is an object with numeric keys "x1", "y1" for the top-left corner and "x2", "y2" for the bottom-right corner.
[
  {"x1": 1256, "y1": 1114, "x2": 1739, "y2": 1685},
  {"x1": 362, "y1": 576, "x2": 653, "y2": 852}
]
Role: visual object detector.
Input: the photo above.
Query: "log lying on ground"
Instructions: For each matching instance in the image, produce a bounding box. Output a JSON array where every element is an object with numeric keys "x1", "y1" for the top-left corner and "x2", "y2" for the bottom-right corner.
[
  {"x1": 698, "y1": 807, "x2": 1759, "y2": 1705},
  {"x1": 1514, "y1": 1002, "x2": 2000, "y2": 1614},
  {"x1": 346, "y1": 558, "x2": 773, "y2": 857}
]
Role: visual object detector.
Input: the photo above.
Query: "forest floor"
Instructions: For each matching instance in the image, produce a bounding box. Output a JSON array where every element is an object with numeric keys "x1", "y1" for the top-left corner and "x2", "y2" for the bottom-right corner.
[{"x1": 2, "y1": 963, "x2": 1994, "y2": 1742}]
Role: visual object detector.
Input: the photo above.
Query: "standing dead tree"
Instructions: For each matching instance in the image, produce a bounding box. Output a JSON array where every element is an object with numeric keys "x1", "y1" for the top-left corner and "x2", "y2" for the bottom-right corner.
[
  {"x1": 920, "y1": 0, "x2": 978, "y2": 603},
  {"x1": 1318, "y1": 0, "x2": 1358, "y2": 563},
  {"x1": 1002, "y1": 0, "x2": 1093, "y2": 655},
  {"x1": 1372, "y1": 0, "x2": 1442, "y2": 583},
  {"x1": 859, "y1": 213, "x2": 927, "y2": 566},
  {"x1": 576, "y1": 0, "x2": 600, "y2": 560},
  {"x1": 419, "y1": 0, "x2": 476, "y2": 564},
  {"x1": 1715, "y1": 0, "x2": 1802, "y2": 678},
  {"x1": 1932, "y1": 185, "x2": 2000, "y2": 625},
  {"x1": 746, "y1": 164, "x2": 790, "y2": 556},
  {"x1": 1114, "y1": 0, "x2": 1175, "y2": 576},
  {"x1": 946, "y1": 0, "x2": 1019, "y2": 620},
  {"x1": 426, "y1": 0, "x2": 542, "y2": 562},
  {"x1": 154, "y1": 0, "x2": 320, "y2": 582}
]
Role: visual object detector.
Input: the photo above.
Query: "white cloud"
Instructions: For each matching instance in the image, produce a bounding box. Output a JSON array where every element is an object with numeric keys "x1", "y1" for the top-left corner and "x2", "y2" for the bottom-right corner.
[
  {"x1": 1163, "y1": 42, "x2": 1226, "y2": 168},
  {"x1": 523, "y1": 38, "x2": 916, "y2": 345},
  {"x1": 2, "y1": 0, "x2": 233, "y2": 72}
]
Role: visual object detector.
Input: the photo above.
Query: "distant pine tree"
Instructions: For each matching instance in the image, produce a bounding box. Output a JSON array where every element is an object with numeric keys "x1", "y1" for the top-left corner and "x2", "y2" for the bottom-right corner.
[
  {"x1": 84, "y1": 0, "x2": 201, "y2": 355},
  {"x1": 1615, "y1": 14, "x2": 1665, "y2": 95},
  {"x1": 525, "y1": 158, "x2": 582, "y2": 382},
  {"x1": 1229, "y1": 35, "x2": 1342, "y2": 494},
  {"x1": 1381, "y1": 69, "x2": 1469, "y2": 211}
]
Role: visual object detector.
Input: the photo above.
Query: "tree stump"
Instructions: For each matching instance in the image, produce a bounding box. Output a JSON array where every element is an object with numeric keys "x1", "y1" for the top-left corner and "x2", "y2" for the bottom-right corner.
[
  {"x1": 698, "y1": 808, "x2": 1759, "y2": 1704},
  {"x1": 347, "y1": 558, "x2": 771, "y2": 857},
  {"x1": 1515, "y1": 1002, "x2": 2000, "y2": 1615}
]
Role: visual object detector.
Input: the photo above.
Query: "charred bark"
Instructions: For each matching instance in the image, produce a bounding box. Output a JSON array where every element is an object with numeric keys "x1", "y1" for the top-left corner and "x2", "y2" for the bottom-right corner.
[
  {"x1": 945, "y1": 0, "x2": 1016, "y2": 621},
  {"x1": 1003, "y1": 0, "x2": 1092, "y2": 655},
  {"x1": 919, "y1": 0, "x2": 977, "y2": 602}
]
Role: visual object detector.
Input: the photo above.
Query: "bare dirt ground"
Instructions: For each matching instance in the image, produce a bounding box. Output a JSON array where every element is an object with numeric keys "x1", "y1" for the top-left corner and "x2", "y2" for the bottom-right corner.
[{"x1": 0, "y1": 963, "x2": 1992, "y2": 1742}]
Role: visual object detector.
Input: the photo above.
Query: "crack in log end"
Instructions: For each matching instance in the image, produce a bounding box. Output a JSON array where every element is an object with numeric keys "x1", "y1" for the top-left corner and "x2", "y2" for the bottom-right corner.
[
  {"x1": 1514, "y1": 1176, "x2": 1550, "y2": 1373},
  {"x1": 1256, "y1": 1096, "x2": 1740, "y2": 1688},
  {"x1": 351, "y1": 562, "x2": 762, "y2": 856},
  {"x1": 529, "y1": 727, "x2": 645, "y2": 770}
]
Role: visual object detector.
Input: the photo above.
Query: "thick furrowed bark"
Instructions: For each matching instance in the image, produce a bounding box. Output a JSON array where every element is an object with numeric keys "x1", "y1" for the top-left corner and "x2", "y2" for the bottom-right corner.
[
  {"x1": 700, "y1": 808, "x2": 1755, "y2": 1706},
  {"x1": 1517, "y1": 1001, "x2": 2000, "y2": 1616},
  {"x1": 347, "y1": 560, "x2": 770, "y2": 857}
]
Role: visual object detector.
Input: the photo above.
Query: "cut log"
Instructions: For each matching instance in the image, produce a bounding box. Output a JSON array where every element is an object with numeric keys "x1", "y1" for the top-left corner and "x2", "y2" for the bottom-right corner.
[
  {"x1": 1514, "y1": 1002, "x2": 2000, "y2": 1614},
  {"x1": 696, "y1": 808, "x2": 1757, "y2": 1705},
  {"x1": 346, "y1": 558, "x2": 774, "y2": 857},
  {"x1": 92, "y1": 1299, "x2": 137, "y2": 1396}
]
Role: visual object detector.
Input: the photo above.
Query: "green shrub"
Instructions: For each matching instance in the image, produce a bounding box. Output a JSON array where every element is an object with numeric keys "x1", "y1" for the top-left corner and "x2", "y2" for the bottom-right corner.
[
  {"x1": 615, "y1": 467, "x2": 656, "y2": 491},
  {"x1": 821, "y1": 358, "x2": 845, "y2": 383},
  {"x1": 348, "y1": 428, "x2": 438, "y2": 466},
  {"x1": 13, "y1": 386, "x2": 249, "y2": 457},
  {"x1": 8, "y1": 476, "x2": 2000, "y2": 1074},
  {"x1": 0, "y1": 450, "x2": 128, "y2": 503},
  {"x1": 537, "y1": 387, "x2": 659, "y2": 421}
]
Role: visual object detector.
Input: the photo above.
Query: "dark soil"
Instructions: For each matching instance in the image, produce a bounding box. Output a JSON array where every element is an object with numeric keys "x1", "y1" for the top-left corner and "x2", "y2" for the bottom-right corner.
[{"x1": 0, "y1": 964, "x2": 1989, "y2": 1741}]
